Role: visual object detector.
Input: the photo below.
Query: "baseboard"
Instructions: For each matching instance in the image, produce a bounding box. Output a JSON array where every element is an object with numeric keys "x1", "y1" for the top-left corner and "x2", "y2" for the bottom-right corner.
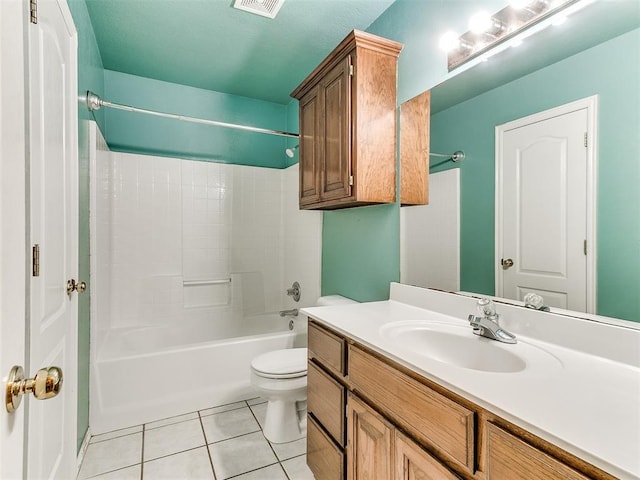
[{"x1": 76, "y1": 427, "x2": 92, "y2": 476}]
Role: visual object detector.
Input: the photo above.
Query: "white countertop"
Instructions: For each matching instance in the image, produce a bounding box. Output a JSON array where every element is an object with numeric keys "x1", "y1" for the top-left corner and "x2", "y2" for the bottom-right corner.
[{"x1": 302, "y1": 285, "x2": 640, "y2": 480}]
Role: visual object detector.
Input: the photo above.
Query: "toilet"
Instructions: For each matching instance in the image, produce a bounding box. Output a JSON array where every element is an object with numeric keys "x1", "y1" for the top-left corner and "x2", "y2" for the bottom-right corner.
[
  {"x1": 250, "y1": 348, "x2": 308, "y2": 443},
  {"x1": 250, "y1": 295, "x2": 357, "y2": 443}
]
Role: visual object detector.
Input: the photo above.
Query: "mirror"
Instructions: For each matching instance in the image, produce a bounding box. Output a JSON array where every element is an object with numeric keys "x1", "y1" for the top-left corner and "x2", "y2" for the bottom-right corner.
[{"x1": 400, "y1": 1, "x2": 640, "y2": 324}]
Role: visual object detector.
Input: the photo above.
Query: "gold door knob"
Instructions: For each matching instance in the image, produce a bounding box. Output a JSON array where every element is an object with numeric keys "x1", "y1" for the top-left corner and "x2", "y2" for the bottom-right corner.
[
  {"x1": 501, "y1": 258, "x2": 514, "y2": 269},
  {"x1": 66, "y1": 279, "x2": 86, "y2": 297},
  {"x1": 5, "y1": 365, "x2": 63, "y2": 413}
]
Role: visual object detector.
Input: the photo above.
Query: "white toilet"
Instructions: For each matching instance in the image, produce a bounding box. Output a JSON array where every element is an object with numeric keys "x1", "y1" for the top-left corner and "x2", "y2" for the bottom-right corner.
[
  {"x1": 250, "y1": 347, "x2": 308, "y2": 443},
  {"x1": 250, "y1": 295, "x2": 357, "y2": 443}
]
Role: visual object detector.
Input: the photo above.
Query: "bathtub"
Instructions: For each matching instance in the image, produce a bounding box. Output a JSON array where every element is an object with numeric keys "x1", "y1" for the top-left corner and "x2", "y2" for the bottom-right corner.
[{"x1": 90, "y1": 313, "x2": 306, "y2": 434}]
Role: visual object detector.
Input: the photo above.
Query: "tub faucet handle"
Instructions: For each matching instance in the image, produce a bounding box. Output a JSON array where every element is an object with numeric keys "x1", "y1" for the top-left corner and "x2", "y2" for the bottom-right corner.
[{"x1": 286, "y1": 282, "x2": 301, "y2": 302}]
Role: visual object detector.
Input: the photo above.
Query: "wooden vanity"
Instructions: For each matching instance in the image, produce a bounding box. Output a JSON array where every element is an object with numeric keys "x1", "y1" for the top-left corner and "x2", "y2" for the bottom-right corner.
[{"x1": 307, "y1": 319, "x2": 619, "y2": 480}]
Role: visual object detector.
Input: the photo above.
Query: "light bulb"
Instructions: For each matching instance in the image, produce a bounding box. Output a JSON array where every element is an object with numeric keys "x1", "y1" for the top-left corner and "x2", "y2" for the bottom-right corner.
[
  {"x1": 469, "y1": 11, "x2": 492, "y2": 34},
  {"x1": 439, "y1": 31, "x2": 460, "y2": 52},
  {"x1": 510, "y1": 0, "x2": 532, "y2": 9},
  {"x1": 551, "y1": 14, "x2": 567, "y2": 25}
]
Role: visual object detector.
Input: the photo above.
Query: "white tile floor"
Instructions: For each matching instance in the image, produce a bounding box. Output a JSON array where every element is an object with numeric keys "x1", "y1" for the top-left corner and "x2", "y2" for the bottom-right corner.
[{"x1": 78, "y1": 397, "x2": 315, "y2": 480}]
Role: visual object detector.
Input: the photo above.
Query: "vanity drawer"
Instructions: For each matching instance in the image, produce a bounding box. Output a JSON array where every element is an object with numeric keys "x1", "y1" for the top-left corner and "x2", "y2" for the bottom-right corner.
[
  {"x1": 308, "y1": 414, "x2": 344, "y2": 480},
  {"x1": 308, "y1": 321, "x2": 346, "y2": 376},
  {"x1": 485, "y1": 422, "x2": 590, "y2": 480},
  {"x1": 308, "y1": 360, "x2": 346, "y2": 446},
  {"x1": 348, "y1": 345, "x2": 475, "y2": 474}
]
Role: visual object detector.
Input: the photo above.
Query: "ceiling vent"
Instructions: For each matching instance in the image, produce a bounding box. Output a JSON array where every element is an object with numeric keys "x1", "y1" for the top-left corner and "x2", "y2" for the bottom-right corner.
[{"x1": 233, "y1": 0, "x2": 286, "y2": 19}]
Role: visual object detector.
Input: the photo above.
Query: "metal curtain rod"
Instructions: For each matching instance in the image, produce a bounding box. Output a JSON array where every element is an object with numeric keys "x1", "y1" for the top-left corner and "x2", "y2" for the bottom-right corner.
[
  {"x1": 429, "y1": 150, "x2": 465, "y2": 163},
  {"x1": 84, "y1": 91, "x2": 299, "y2": 139}
]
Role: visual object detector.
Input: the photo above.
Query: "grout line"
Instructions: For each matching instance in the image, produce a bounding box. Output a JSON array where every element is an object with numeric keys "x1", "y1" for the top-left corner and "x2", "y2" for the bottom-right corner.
[
  {"x1": 140, "y1": 424, "x2": 145, "y2": 480},
  {"x1": 90, "y1": 426, "x2": 144, "y2": 444},
  {"x1": 144, "y1": 412, "x2": 200, "y2": 431},
  {"x1": 83, "y1": 463, "x2": 142, "y2": 480},
  {"x1": 223, "y1": 461, "x2": 281, "y2": 479},
  {"x1": 199, "y1": 411, "x2": 218, "y2": 480},
  {"x1": 280, "y1": 460, "x2": 293, "y2": 480},
  {"x1": 199, "y1": 403, "x2": 251, "y2": 419},
  {"x1": 206, "y1": 428, "x2": 263, "y2": 446}
]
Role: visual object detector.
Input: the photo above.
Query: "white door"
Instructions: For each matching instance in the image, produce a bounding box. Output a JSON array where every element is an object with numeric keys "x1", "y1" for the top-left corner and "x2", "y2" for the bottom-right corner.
[
  {"x1": 1, "y1": 0, "x2": 78, "y2": 478},
  {"x1": 496, "y1": 98, "x2": 597, "y2": 312},
  {"x1": 1, "y1": 2, "x2": 29, "y2": 478}
]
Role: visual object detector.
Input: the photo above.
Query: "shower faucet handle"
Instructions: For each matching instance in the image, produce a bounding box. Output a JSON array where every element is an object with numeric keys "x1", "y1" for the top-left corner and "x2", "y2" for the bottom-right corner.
[{"x1": 286, "y1": 281, "x2": 301, "y2": 302}]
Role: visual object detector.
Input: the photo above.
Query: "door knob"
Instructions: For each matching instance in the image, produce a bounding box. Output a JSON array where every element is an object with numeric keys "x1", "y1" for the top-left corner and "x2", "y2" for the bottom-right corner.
[
  {"x1": 66, "y1": 279, "x2": 86, "y2": 297},
  {"x1": 5, "y1": 365, "x2": 63, "y2": 413},
  {"x1": 501, "y1": 258, "x2": 514, "y2": 269}
]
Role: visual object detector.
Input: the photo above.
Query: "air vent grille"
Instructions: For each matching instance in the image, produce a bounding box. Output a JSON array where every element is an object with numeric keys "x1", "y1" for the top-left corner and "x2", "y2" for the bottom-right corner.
[{"x1": 233, "y1": 0, "x2": 286, "y2": 19}]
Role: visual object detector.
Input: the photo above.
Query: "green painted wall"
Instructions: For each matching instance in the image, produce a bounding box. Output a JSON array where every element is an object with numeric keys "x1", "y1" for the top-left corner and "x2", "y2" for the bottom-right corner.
[
  {"x1": 430, "y1": 28, "x2": 640, "y2": 321},
  {"x1": 103, "y1": 70, "x2": 292, "y2": 169},
  {"x1": 67, "y1": 0, "x2": 105, "y2": 452},
  {"x1": 322, "y1": 205, "x2": 400, "y2": 301}
]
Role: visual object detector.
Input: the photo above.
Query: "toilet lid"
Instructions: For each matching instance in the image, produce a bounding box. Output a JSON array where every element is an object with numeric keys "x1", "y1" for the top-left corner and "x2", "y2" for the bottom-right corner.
[{"x1": 251, "y1": 348, "x2": 307, "y2": 379}]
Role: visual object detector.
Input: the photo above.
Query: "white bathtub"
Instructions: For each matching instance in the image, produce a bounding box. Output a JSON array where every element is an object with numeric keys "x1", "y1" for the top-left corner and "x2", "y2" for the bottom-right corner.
[{"x1": 90, "y1": 313, "x2": 306, "y2": 434}]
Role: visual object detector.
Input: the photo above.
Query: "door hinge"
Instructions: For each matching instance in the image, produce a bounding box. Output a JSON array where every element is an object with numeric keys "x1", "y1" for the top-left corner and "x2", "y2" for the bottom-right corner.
[
  {"x1": 583, "y1": 239, "x2": 587, "y2": 256},
  {"x1": 30, "y1": 0, "x2": 38, "y2": 24},
  {"x1": 584, "y1": 132, "x2": 588, "y2": 148},
  {"x1": 349, "y1": 175, "x2": 354, "y2": 186},
  {"x1": 349, "y1": 64, "x2": 354, "y2": 77},
  {"x1": 32, "y1": 244, "x2": 40, "y2": 277}
]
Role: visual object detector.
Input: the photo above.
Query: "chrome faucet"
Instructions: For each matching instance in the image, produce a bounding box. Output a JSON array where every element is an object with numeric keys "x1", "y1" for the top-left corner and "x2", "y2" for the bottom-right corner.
[
  {"x1": 468, "y1": 298, "x2": 516, "y2": 344},
  {"x1": 279, "y1": 308, "x2": 298, "y2": 317}
]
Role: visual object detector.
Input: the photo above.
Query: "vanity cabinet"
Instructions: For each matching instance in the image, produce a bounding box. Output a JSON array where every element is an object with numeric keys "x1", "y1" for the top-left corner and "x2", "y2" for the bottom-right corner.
[
  {"x1": 291, "y1": 30, "x2": 402, "y2": 210},
  {"x1": 306, "y1": 319, "x2": 618, "y2": 480}
]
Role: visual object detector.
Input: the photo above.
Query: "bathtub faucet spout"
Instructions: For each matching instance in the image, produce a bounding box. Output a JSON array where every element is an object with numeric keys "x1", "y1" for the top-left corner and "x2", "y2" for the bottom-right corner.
[{"x1": 279, "y1": 308, "x2": 298, "y2": 317}]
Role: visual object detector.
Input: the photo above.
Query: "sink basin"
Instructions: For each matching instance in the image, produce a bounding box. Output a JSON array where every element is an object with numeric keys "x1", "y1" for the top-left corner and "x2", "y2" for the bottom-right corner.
[{"x1": 380, "y1": 320, "x2": 541, "y2": 373}]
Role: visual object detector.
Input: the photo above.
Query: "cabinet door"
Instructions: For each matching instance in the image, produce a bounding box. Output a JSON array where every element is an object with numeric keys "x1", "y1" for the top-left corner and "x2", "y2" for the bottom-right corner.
[
  {"x1": 320, "y1": 54, "x2": 352, "y2": 202},
  {"x1": 485, "y1": 422, "x2": 590, "y2": 480},
  {"x1": 395, "y1": 431, "x2": 460, "y2": 480},
  {"x1": 347, "y1": 394, "x2": 393, "y2": 480},
  {"x1": 299, "y1": 86, "x2": 321, "y2": 206}
]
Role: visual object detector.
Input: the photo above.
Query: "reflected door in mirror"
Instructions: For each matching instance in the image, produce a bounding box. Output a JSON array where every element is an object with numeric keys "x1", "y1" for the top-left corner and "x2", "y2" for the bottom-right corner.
[{"x1": 497, "y1": 106, "x2": 590, "y2": 312}]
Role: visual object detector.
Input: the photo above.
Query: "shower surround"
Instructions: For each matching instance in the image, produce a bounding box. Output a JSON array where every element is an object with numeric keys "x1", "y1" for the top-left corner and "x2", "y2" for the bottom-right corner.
[{"x1": 89, "y1": 123, "x2": 322, "y2": 433}]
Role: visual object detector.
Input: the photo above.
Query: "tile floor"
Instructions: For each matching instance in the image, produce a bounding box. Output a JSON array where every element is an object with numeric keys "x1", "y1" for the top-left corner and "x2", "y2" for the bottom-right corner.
[{"x1": 77, "y1": 397, "x2": 315, "y2": 480}]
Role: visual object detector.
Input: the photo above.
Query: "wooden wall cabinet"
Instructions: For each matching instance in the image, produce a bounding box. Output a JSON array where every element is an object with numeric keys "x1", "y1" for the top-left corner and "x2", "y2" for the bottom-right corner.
[
  {"x1": 400, "y1": 90, "x2": 431, "y2": 206},
  {"x1": 306, "y1": 320, "x2": 617, "y2": 480},
  {"x1": 291, "y1": 30, "x2": 402, "y2": 210}
]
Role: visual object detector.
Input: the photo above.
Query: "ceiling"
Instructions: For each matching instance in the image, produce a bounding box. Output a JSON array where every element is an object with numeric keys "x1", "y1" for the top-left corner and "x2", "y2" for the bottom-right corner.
[{"x1": 85, "y1": 0, "x2": 398, "y2": 105}]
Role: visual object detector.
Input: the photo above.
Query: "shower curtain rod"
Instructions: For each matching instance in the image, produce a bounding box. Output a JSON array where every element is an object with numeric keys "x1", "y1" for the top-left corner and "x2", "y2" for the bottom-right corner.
[
  {"x1": 84, "y1": 91, "x2": 299, "y2": 139},
  {"x1": 429, "y1": 150, "x2": 465, "y2": 162}
]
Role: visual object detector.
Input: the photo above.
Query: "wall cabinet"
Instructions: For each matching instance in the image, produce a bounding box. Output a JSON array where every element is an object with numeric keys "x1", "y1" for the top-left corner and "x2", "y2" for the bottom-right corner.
[
  {"x1": 291, "y1": 30, "x2": 402, "y2": 210},
  {"x1": 306, "y1": 320, "x2": 617, "y2": 480}
]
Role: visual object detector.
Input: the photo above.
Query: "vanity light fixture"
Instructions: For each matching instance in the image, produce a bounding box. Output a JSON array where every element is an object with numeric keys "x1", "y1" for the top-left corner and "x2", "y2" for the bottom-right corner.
[{"x1": 440, "y1": 0, "x2": 590, "y2": 71}]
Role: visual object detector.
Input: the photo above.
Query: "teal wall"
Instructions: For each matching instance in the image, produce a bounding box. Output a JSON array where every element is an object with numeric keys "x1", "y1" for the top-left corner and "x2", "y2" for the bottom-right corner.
[
  {"x1": 430, "y1": 28, "x2": 640, "y2": 321},
  {"x1": 103, "y1": 70, "x2": 292, "y2": 169},
  {"x1": 67, "y1": 0, "x2": 105, "y2": 452}
]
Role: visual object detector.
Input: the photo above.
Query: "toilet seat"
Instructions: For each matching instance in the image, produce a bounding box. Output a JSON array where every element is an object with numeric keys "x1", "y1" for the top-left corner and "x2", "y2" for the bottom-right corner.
[{"x1": 251, "y1": 348, "x2": 307, "y2": 379}]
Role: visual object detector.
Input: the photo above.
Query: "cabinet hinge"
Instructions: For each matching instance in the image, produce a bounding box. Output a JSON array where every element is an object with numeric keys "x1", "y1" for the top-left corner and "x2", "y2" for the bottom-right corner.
[
  {"x1": 30, "y1": 0, "x2": 38, "y2": 24},
  {"x1": 584, "y1": 132, "x2": 588, "y2": 148},
  {"x1": 583, "y1": 239, "x2": 587, "y2": 256},
  {"x1": 32, "y1": 244, "x2": 40, "y2": 277},
  {"x1": 349, "y1": 175, "x2": 354, "y2": 186},
  {"x1": 349, "y1": 64, "x2": 354, "y2": 77}
]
